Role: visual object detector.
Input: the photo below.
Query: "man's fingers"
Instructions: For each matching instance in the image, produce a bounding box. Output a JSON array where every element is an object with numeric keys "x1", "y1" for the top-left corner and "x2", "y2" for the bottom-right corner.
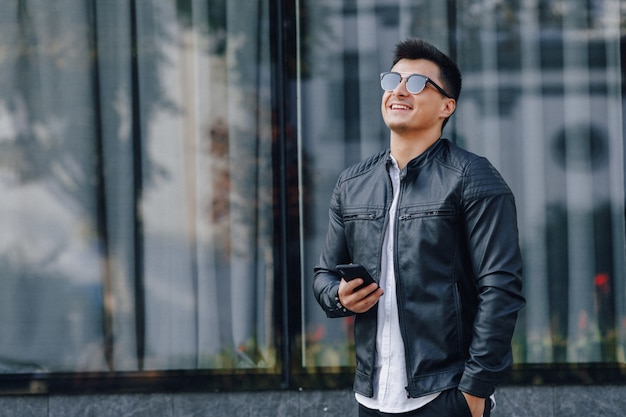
[{"x1": 339, "y1": 282, "x2": 383, "y2": 313}]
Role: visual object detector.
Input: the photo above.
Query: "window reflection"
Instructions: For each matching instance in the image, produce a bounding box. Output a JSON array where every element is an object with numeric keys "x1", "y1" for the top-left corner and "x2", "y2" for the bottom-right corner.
[
  {"x1": 0, "y1": 0, "x2": 108, "y2": 373},
  {"x1": 0, "y1": 0, "x2": 624, "y2": 386},
  {"x1": 0, "y1": 0, "x2": 275, "y2": 373},
  {"x1": 300, "y1": 0, "x2": 626, "y2": 368}
]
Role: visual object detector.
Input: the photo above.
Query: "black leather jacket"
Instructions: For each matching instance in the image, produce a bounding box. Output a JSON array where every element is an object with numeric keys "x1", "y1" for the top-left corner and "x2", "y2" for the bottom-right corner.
[{"x1": 313, "y1": 138, "x2": 525, "y2": 399}]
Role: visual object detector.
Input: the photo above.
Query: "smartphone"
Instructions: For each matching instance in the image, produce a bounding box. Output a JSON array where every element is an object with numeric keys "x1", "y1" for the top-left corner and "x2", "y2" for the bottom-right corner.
[{"x1": 336, "y1": 263, "x2": 378, "y2": 291}]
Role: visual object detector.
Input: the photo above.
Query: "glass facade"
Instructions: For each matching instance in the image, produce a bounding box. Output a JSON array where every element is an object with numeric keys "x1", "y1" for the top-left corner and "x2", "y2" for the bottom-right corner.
[
  {"x1": 0, "y1": 0, "x2": 624, "y2": 392},
  {"x1": 0, "y1": 0, "x2": 276, "y2": 376},
  {"x1": 301, "y1": 0, "x2": 626, "y2": 372}
]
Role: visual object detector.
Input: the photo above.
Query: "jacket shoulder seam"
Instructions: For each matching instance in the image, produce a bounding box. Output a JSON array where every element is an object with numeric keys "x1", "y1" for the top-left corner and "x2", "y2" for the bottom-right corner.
[{"x1": 337, "y1": 150, "x2": 387, "y2": 185}]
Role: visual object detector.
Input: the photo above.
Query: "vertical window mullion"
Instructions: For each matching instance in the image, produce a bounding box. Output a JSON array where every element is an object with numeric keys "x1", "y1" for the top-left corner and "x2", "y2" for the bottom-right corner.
[
  {"x1": 129, "y1": 0, "x2": 146, "y2": 371},
  {"x1": 88, "y1": 0, "x2": 114, "y2": 372}
]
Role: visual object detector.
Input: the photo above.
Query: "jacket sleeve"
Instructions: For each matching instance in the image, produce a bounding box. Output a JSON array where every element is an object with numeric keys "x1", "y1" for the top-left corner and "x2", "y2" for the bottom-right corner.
[
  {"x1": 312, "y1": 179, "x2": 356, "y2": 318},
  {"x1": 458, "y1": 157, "x2": 526, "y2": 398}
]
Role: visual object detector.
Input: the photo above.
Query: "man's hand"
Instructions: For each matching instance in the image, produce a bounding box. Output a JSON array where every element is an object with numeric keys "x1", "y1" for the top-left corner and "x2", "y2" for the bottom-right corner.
[
  {"x1": 462, "y1": 392, "x2": 486, "y2": 417},
  {"x1": 337, "y1": 278, "x2": 383, "y2": 313}
]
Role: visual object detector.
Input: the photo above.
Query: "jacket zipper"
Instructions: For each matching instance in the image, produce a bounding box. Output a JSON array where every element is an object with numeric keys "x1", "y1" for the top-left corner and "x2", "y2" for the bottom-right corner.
[
  {"x1": 394, "y1": 176, "x2": 414, "y2": 396},
  {"x1": 398, "y1": 208, "x2": 455, "y2": 221},
  {"x1": 343, "y1": 213, "x2": 377, "y2": 221}
]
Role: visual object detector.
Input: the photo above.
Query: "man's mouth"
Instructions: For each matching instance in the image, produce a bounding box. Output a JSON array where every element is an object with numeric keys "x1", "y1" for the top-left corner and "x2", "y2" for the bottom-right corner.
[{"x1": 390, "y1": 103, "x2": 412, "y2": 110}]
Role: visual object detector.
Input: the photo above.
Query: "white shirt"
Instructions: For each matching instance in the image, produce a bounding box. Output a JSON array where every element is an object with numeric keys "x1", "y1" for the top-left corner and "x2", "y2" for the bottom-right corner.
[{"x1": 356, "y1": 156, "x2": 440, "y2": 413}]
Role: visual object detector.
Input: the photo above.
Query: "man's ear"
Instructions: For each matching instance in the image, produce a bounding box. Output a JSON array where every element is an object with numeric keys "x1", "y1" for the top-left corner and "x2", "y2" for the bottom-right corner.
[{"x1": 441, "y1": 98, "x2": 456, "y2": 118}]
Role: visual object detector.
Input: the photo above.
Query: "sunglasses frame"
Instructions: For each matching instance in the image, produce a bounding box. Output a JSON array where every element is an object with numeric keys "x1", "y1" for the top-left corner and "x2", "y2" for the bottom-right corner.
[{"x1": 380, "y1": 72, "x2": 453, "y2": 99}]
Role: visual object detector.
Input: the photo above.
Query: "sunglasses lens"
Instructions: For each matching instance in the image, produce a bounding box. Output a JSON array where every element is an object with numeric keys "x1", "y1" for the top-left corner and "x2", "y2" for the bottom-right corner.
[
  {"x1": 381, "y1": 72, "x2": 401, "y2": 91},
  {"x1": 381, "y1": 73, "x2": 428, "y2": 94},
  {"x1": 406, "y1": 75, "x2": 427, "y2": 94}
]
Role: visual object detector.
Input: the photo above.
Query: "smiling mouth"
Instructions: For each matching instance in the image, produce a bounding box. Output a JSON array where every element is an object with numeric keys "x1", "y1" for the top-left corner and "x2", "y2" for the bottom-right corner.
[{"x1": 390, "y1": 103, "x2": 412, "y2": 110}]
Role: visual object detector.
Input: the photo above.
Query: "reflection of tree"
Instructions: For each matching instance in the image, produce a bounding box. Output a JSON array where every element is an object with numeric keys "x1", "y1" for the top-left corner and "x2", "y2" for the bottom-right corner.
[
  {"x1": 0, "y1": 1, "x2": 170, "y2": 211},
  {"x1": 0, "y1": 1, "x2": 179, "y2": 371},
  {"x1": 207, "y1": 118, "x2": 231, "y2": 257},
  {"x1": 176, "y1": 0, "x2": 226, "y2": 54},
  {"x1": 177, "y1": 0, "x2": 278, "y2": 368}
]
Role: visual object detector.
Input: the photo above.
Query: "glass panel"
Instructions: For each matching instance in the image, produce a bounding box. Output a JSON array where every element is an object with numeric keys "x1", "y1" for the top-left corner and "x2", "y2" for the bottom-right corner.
[
  {"x1": 300, "y1": 0, "x2": 625, "y2": 370},
  {"x1": 300, "y1": 0, "x2": 452, "y2": 368},
  {"x1": 136, "y1": 0, "x2": 274, "y2": 371},
  {"x1": 454, "y1": 0, "x2": 625, "y2": 363},
  {"x1": 0, "y1": 0, "x2": 275, "y2": 374},
  {"x1": 0, "y1": 0, "x2": 108, "y2": 373}
]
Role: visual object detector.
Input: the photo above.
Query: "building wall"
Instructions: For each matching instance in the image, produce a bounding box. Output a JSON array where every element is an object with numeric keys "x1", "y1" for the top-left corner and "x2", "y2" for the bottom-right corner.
[{"x1": 0, "y1": 386, "x2": 625, "y2": 417}]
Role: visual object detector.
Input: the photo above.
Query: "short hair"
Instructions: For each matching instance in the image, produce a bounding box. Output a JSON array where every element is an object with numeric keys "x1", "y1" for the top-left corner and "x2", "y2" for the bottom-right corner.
[{"x1": 392, "y1": 39, "x2": 462, "y2": 101}]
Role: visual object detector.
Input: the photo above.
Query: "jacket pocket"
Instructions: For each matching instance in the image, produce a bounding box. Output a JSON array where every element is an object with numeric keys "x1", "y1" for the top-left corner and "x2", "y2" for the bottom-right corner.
[
  {"x1": 341, "y1": 209, "x2": 385, "y2": 266},
  {"x1": 397, "y1": 204, "x2": 458, "y2": 266},
  {"x1": 342, "y1": 212, "x2": 377, "y2": 221},
  {"x1": 398, "y1": 207, "x2": 455, "y2": 221}
]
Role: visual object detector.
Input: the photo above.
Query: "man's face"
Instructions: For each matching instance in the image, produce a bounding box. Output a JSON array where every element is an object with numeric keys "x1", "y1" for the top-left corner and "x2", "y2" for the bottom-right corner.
[{"x1": 381, "y1": 59, "x2": 455, "y2": 136}]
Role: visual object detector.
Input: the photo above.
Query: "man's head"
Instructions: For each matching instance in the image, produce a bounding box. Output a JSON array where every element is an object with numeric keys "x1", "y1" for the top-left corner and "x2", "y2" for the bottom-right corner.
[
  {"x1": 381, "y1": 39, "x2": 462, "y2": 133},
  {"x1": 392, "y1": 39, "x2": 462, "y2": 102}
]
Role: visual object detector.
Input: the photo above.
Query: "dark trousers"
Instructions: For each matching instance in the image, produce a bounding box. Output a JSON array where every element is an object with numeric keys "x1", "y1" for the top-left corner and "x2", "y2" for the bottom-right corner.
[{"x1": 358, "y1": 389, "x2": 491, "y2": 417}]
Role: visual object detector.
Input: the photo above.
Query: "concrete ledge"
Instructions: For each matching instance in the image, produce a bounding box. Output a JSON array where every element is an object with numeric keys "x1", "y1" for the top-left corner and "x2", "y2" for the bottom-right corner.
[
  {"x1": 0, "y1": 385, "x2": 624, "y2": 416},
  {"x1": 495, "y1": 385, "x2": 626, "y2": 417}
]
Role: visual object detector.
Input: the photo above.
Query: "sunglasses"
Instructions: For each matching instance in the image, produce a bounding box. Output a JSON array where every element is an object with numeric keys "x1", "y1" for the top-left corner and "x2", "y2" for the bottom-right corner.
[{"x1": 380, "y1": 72, "x2": 452, "y2": 98}]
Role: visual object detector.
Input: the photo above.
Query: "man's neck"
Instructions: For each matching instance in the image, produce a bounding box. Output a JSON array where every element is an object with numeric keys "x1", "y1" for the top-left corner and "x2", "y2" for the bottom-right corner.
[{"x1": 389, "y1": 131, "x2": 441, "y2": 169}]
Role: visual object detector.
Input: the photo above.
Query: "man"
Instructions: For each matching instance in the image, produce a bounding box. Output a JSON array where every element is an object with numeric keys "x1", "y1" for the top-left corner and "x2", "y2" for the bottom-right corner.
[{"x1": 312, "y1": 39, "x2": 525, "y2": 417}]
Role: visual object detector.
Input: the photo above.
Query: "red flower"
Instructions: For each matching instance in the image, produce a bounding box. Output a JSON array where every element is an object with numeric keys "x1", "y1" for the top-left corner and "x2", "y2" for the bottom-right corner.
[
  {"x1": 594, "y1": 273, "x2": 610, "y2": 295},
  {"x1": 308, "y1": 325, "x2": 325, "y2": 342}
]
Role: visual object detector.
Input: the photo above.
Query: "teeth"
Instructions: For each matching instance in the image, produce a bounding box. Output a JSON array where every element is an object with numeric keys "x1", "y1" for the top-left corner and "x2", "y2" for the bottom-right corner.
[{"x1": 391, "y1": 104, "x2": 410, "y2": 110}]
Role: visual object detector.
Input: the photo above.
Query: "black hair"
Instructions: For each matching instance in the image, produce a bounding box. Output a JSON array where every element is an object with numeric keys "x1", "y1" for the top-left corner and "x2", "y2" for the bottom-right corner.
[{"x1": 392, "y1": 39, "x2": 462, "y2": 101}]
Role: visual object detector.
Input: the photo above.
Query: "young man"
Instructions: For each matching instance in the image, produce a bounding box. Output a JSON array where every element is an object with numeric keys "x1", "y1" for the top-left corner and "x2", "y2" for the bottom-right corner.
[{"x1": 313, "y1": 39, "x2": 525, "y2": 417}]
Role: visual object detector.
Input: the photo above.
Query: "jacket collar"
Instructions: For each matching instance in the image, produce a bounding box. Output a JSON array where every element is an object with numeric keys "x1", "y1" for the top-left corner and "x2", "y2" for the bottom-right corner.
[{"x1": 386, "y1": 138, "x2": 445, "y2": 175}]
